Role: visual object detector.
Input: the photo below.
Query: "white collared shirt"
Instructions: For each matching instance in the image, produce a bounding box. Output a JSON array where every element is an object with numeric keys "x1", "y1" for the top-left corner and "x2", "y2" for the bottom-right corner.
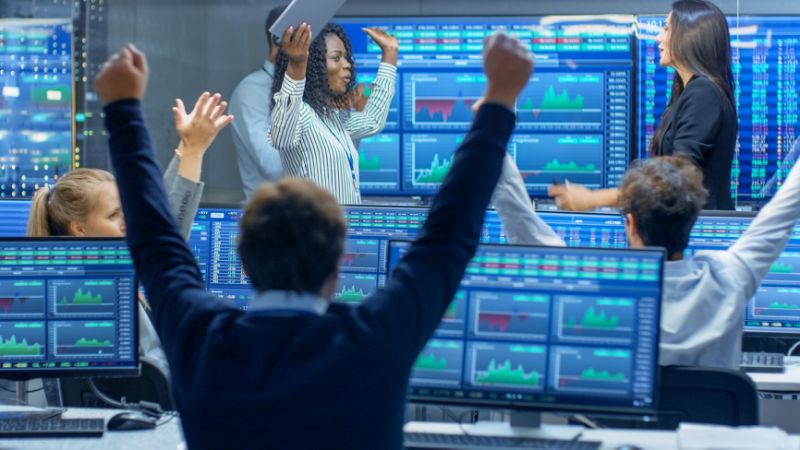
[{"x1": 491, "y1": 154, "x2": 800, "y2": 369}]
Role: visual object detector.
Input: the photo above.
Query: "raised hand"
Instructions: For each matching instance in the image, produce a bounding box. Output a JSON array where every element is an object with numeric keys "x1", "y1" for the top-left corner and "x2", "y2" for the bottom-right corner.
[
  {"x1": 95, "y1": 44, "x2": 149, "y2": 105},
  {"x1": 481, "y1": 32, "x2": 533, "y2": 110},
  {"x1": 363, "y1": 28, "x2": 398, "y2": 65},
  {"x1": 282, "y1": 23, "x2": 312, "y2": 80},
  {"x1": 548, "y1": 181, "x2": 595, "y2": 212},
  {"x1": 172, "y1": 92, "x2": 234, "y2": 160}
]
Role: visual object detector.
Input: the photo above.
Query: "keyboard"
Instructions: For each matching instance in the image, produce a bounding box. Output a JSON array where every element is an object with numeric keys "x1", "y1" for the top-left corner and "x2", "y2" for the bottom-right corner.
[
  {"x1": 404, "y1": 432, "x2": 600, "y2": 449},
  {"x1": 0, "y1": 418, "x2": 105, "y2": 438},
  {"x1": 740, "y1": 352, "x2": 785, "y2": 373}
]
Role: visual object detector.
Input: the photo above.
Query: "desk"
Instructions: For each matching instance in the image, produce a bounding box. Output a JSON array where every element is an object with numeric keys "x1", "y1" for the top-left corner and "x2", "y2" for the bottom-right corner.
[
  {"x1": 748, "y1": 357, "x2": 800, "y2": 432},
  {"x1": 0, "y1": 407, "x2": 184, "y2": 450},
  {"x1": 405, "y1": 421, "x2": 800, "y2": 450}
]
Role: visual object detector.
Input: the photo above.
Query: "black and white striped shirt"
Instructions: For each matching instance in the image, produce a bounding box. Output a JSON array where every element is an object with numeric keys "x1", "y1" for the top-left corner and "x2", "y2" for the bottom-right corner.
[{"x1": 270, "y1": 63, "x2": 396, "y2": 204}]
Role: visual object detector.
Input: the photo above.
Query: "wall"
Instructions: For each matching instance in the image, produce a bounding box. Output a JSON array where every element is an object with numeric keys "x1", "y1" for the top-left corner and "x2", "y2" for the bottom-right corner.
[{"x1": 105, "y1": 0, "x2": 800, "y2": 203}]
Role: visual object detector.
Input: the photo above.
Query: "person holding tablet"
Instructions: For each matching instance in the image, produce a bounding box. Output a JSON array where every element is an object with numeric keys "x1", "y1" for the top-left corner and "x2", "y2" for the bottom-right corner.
[{"x1": 270, "y1": 22, "x2": 397, "y2": 204}]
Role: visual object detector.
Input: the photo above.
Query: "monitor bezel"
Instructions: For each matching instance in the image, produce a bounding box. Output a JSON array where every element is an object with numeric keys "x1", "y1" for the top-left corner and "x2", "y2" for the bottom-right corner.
[
  {"x1": 388, "y1": 240, "x2": 666, "y2": 418},
  {"x1": 0, "y1": 237, "x2": 140, "y2": 380}
]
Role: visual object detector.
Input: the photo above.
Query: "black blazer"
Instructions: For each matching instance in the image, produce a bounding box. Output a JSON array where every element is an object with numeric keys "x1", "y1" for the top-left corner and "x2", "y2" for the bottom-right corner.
[{"x1": 654, "y1": 76, "x2": 737, "y2": 210}]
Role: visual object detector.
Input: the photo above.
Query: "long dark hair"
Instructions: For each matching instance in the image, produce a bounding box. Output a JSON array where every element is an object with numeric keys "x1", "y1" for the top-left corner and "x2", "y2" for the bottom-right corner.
[
  {"x1": 650, "y1": 0, "x2": 736, "y2": 155},
  {"x1": 272, "y1": 23, "x2": 357, "y2": 118}
]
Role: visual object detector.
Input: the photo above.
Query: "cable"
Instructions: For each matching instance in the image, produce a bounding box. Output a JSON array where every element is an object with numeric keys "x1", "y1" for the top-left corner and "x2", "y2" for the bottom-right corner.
[
  {"x1": 570, "y1": 414, "x2": 600, "y2": 430},
  {"x1": 157, "y1": 411, "x2": 179, "y2": 428},
  {"x1": 88, "y1": 378, "x2": 165, "y2": 418},
  {"x1": 0, "y1": 385, "x2": 44, "y2": 394},
  {"x1": 787, "y1": 340, "x2": 800, "y2": 357}
]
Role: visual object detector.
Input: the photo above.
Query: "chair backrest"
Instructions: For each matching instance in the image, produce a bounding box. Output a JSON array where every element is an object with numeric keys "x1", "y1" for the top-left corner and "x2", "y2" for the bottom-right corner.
[
  {"x1": 654, "y1": 365, "x2": 759, "y2": 428},
  {"x1": 60, "y1": 359, "x2": 174, "y2": 411},
  {"x1": 584, "y1": 365, "x2": 759, "y2": 430}
]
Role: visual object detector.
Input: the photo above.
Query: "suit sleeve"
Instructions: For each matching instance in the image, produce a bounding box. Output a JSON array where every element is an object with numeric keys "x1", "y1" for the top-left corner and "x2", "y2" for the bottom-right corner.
[{"x1": 356, "y1": 103, "x2": 516, "y2": 362}]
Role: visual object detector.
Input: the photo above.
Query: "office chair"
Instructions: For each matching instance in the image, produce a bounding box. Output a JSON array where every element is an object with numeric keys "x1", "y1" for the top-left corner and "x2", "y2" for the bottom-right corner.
[
  {"x1": 585, "y1": 366, "x2": 759, "y2": 429},
  {"x1": 653, "y1": 365, "x2": 759, "y2": 428},
  {"x1": 60, "y1": 359, "x2": 174, "y2": 411}
]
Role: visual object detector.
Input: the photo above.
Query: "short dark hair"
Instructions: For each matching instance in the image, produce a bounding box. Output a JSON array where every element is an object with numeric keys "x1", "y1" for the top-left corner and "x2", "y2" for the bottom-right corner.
[
  {"x1": 238, "y1": 178, "x2": 346, "y2": 294},
  {"x1": 265, "y1": 5, "x2": 287, "y2": 50},
  {"x1": 619, "y1": 156, "x2": 708, "y2": 256}
]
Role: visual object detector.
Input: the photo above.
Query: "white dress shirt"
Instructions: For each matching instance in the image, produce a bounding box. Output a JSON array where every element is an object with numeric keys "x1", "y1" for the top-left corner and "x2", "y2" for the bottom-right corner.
[
  {"x1": 491, "y1": 155, "x2": 800, "y2": 369},
  {"x1": 270, "y1": 63, "x2": 397, "y2": 205}
]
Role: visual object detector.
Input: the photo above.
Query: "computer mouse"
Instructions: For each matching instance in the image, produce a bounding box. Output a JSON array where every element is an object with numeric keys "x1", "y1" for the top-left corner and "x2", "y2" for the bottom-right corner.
[{"x1": 106, "y1": 411, "x2": 158, "y2": 431}]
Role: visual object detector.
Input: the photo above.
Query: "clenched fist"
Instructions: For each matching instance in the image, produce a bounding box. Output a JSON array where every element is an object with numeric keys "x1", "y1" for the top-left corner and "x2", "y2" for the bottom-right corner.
[{"x1": 95, "y1": 44, "x2": 149, "y2": 105}]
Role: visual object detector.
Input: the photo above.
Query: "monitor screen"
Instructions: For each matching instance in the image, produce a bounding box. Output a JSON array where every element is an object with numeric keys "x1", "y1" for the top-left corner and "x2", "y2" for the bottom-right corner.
[
  {"x1": 637, "y1": 16, "x2": 800, "y2": 205},
  {"x1": 0, "y1": 200, "x2": 31, "y2": 237},
  {"x1": 0, "y1": 19, "x2": 74, "y2": 198},
  {"x1": 0, "y1": 238, "x2": 138, "y2": 378},
  {"x1": 338, "y1": 15, "x2": 635, "y2": 197},
  {"x1": 687, "y1": 212, "x2": 800, "y2": 335},
  {"x1": 538, "y1": 210, "x2": 627, "y2": 248},
  {"x1": 188, "y1": 204, "x2": 512, "y2": 308},
  {"x1": 188, "y1": 206, "x2": 250, "y2": 310},
  {"x1": 388, "y1": 242, "x2": 664, "y2": 415},
  {"x1": 338, "y1": 205, "x2": 510, "y2": 303}
]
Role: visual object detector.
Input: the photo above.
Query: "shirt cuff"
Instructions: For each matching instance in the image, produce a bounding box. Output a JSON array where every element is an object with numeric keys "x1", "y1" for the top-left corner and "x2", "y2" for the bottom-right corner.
[
  {"x1": 281, "y1": 74, "x2": 306, "y2": 97},
  {"x1": 376, "y1": 62, "x2": 397, "y2": 83}
]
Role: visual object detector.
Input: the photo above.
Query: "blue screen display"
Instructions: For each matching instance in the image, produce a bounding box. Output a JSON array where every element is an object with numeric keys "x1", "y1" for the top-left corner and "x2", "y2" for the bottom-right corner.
[
  {"x1": 337, "y1": 16, "x2": 635, "y2": 196},
  {"x1": 389, "y1": 241, "x2": 663, "y2": 414},
  {"x1": 0, "y1": 200, "x2": 31, "y2": 237},
  {"x1": 0, "y1": 238, "x2": 137, "y2": 376},
  {"x1": 0, "y1": 19, "x2": 73, "y2": 198},
  {"x1": 637, "y1": 16, "x2": 800, "y2": 205}
]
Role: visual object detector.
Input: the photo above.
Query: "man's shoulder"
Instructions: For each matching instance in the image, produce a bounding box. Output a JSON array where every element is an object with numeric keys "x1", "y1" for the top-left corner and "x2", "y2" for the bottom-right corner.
[{"x1": 232, "y1": 68, "x2": 273, "y2": 98}]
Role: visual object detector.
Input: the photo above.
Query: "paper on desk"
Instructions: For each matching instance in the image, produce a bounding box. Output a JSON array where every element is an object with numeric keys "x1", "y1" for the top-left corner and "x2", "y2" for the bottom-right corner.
[{"x1": 678, "y1": 423, "x2": 795, "y2": 450}]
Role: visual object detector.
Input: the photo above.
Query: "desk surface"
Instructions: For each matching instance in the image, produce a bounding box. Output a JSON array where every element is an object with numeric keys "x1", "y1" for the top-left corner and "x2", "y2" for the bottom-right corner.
[
  {"x1": 405, "y1": 421, "x2": 800, "y2": 450},
  {"x1": 0, "y1": 407, "x2": 184, "y2": 450},
  {"x1": 749, "y1": 356, "x2": 800, "y2": 392}
]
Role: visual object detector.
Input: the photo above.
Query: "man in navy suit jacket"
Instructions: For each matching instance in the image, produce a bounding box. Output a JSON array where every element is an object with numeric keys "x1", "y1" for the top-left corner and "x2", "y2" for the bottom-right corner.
[{"x1": 95, "y1": 35, "x2": 532, "y2": 449}]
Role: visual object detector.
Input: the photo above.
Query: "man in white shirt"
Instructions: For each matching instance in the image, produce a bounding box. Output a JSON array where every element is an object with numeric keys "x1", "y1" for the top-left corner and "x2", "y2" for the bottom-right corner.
[
  {"x1": 491, "y1": 154, "x2": 800, "y2": 369},
  {"x1": 230, "y1": 6, "x2": 286, "y2": 200}
]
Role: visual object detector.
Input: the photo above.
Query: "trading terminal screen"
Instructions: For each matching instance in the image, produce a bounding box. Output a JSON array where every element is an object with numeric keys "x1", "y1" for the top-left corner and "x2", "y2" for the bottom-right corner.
[
  {"x1": 338, "y1": 15, "x2": 635, "y2": 197},
  {"x1": 390, "y1": 241, "x2": 663, "y2": 414}
]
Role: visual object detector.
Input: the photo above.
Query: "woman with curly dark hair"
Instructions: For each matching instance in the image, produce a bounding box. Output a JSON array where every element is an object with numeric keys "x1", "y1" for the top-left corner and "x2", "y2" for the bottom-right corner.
[{"x1": 270, "y1": 22, "x2": 398, "y2": 204}]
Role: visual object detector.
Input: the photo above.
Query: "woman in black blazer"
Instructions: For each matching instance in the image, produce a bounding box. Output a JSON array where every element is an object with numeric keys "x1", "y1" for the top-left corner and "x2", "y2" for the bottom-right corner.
[{"x1": 550, "y1": 0, "x2": 737, "y2": 210}]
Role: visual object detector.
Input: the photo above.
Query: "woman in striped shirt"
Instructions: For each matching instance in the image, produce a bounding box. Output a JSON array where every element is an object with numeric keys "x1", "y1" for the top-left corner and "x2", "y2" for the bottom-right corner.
[{"x1": 270, "y1": 22, "x2": 398, "y2": 204}]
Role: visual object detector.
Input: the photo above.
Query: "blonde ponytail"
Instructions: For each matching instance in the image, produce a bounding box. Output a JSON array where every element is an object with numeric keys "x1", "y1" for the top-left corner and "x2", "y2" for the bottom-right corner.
[
  {"x1": 27, "y1": 185, "x2": 53, "y2": 236},
  {"x1": 25, "y1": 168, "x2": 115, "y2": 237}
]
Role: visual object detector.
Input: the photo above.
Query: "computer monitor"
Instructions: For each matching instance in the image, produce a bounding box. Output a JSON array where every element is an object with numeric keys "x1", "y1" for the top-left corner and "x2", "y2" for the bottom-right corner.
[
  {"x1": 686, "y1": 211, "x2": 800, "y2": 335},
  {"x1": 388, "y1": 241, "x2": 664, "y2": 417},
  {"x1": 637, "y1": 16, "x2": 800, "y2": 205},
  {"x1": 0, "y1": 200, "x2": 31, "y2": 237},
  {"x1": 339, "y1": 205, "x2": 510, "y2": 303},
  {"x1": 0, "y1": 19, "x2": 74, "y2": 198},
  {"x1": 188, "y1": 204, "x2": 513, "y2": 308},
  {"x1": 537, "y1": 210, "x2": 627, "y2": 248},
  {"x1": 0, "y1": 238, "x2": 138, "y2": 379},
  {"x1": 337, "y1": 15, "x2": 635, "y2": 197},
  {"x1": 188, "y1": 205, "x2": 250, "y2": 310}
]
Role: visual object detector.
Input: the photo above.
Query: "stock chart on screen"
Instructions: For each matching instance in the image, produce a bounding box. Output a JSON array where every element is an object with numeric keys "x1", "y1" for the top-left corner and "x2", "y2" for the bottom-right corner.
[
  {"x1": 0, "y1": 19, "x2": 73, "y2": 198},
  {"x1": 0, "y1": 238, "x2": 137, "y2": 377},
  {"x1": 391, "y1": 242, "x2": 663, "y2": 413},
  {"x1": 637, "y1": 16, "x2": 800, "y2": 205},
  {"x1": 686, "y1": 212, "x2": 800, "y2": 334},
  {"x1": 339, "y1": 15, "x2": 635, "y2": 196}
]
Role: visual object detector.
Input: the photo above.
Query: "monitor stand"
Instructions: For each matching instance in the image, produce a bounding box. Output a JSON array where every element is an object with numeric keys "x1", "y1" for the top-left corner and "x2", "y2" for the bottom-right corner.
[
  {"x1": 405, "y1": 410, "x2": 583, "y2": 440},
  {"x1": 0, "y1": 380, "x2": 63, "y2": 420}
]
